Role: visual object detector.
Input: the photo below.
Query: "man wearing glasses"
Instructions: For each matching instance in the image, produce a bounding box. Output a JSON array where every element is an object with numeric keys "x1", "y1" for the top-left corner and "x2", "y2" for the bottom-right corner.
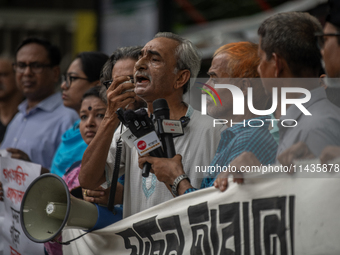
[
  {"x1": 0, "y1": 56, "x2": 24, "y2": 144},
  {"x1": 278, "y1": 0, "x2": 340, "y2": 165},
  {"x1": 0, "y1": 37, "x2": 78, "y2": 172},
  {"x1": 318, "y1": 0, "x2": 340, "y2": 80}
]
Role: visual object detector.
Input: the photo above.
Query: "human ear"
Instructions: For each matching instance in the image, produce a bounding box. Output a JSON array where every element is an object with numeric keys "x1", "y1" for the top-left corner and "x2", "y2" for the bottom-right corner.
[
  {"x1": 240, "y1": 78, "x2": 251, "y2": 96},
  {"x1": 174, "y1": 69, "x2": 190, "y2": 90},
  {"x1": 272, "y1": 53, "x2": 284, "y2": 78}
]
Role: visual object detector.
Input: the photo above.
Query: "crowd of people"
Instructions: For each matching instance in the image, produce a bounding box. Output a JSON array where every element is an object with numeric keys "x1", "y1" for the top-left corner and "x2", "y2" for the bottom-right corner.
[{"x1": 0, "y1": 0, "x2": 340, "y2": 254}]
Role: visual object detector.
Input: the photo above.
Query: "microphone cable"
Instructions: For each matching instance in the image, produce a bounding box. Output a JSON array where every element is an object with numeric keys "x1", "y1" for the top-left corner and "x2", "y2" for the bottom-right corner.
[{"x1": 107, "y1": 123, "x2": 124, "y2": 212}]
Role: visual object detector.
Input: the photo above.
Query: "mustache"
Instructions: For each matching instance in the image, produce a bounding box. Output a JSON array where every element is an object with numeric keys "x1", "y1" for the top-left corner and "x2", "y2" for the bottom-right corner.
[{"x1": 134, "y1": 71, "x2": 152, "y2": 82}]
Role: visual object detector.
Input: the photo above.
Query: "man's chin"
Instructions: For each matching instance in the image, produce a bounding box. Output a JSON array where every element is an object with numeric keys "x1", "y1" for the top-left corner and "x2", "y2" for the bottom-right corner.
[{"x1": 134, "y1": 87, "x2": 148, "y2": 98}]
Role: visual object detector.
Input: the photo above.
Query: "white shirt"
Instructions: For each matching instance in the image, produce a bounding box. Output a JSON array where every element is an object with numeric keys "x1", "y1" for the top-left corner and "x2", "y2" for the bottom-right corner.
[{"x1": 104, "y1": 106, "x2": 222, "y2": 218}]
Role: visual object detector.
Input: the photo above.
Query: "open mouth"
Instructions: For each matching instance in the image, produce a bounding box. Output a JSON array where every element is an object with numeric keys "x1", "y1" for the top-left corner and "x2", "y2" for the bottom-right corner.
[
  {"x1": 135, "y1": 71, "x2": 151, "y2": 85},
  {"x1": 136, "y1": 75, "x2": 150, "y2": 84}
]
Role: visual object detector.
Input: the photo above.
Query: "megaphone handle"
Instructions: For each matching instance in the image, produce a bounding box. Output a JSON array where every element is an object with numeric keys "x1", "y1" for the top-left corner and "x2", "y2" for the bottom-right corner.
[{"x1": 142, "y1": 162, "x2": 151, "y2": 177}]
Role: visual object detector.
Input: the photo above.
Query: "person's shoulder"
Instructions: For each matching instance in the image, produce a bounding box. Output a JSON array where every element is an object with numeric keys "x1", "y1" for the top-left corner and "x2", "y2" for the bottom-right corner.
[
  {"x1": 190, "y1": 108, "x2": 214, "y2": 121},
  {"x1": 304, "y1": 98, "x2": 340, "y2": 125},
  {"x1": 188, "y1": 109, "x2": 224, "y2": 137},
  {"x1": 55, "y1": 103, "x2": 79, "y2": 120},
  {"x1": 190, "y1": 109, "x2": 223, "y2": 130}
]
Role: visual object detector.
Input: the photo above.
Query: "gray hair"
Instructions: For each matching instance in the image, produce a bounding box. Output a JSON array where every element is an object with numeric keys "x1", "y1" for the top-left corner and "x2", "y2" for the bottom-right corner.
[
  {"x1": 258, "y1": 12, "x2": 323, "y2": 77},
  {"x1": 100, "y1": 45, "x2": 143, "y2": 84},
  {"x1": 99, "y1": 86, "x2": 107, "y2": 105},
  {"x1": 154, "y1": 32, "x2": 201, "y2": 94},
  {"x1": 99, "y1": 46, "x2": 142, "y2": 103}
]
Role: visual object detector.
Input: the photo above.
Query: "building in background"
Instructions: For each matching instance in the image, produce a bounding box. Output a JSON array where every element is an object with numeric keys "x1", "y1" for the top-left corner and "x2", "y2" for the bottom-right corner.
[
  {"x1": 0, "y1": 0, "x2": 99, "y2": 74},
  {"x1": 0, "y1": 0, "x2": 329, "y2": 78}
]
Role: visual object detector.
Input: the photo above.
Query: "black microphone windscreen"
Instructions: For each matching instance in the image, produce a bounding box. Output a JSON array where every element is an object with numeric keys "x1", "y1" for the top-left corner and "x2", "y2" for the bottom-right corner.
[
  {"x1": 123, "y1": 110, "x2": 138, "y2": 122},
  {"x1": 153, "y1": 98, "x2": 169, "y2": 119},
  {"x1": 134, "y1": 108, "x2": 148, "y2": 118},
  {"x1": 153, "y1": 98, "x2": 168, "y2": 112}
]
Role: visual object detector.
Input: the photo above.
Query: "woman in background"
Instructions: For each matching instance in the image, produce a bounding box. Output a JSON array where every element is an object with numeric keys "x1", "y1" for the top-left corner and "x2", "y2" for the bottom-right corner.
[{"x1": 50, "y1": 52, "x2": 108, "y2": 177}]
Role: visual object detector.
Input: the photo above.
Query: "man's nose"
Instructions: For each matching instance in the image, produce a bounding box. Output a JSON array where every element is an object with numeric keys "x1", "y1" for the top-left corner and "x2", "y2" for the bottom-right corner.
[
  {"x1": 135, "y1": 57, "x2": 147, "y2": 71},
  {"x1": 23, "y1": 65, "x2": 34, "y2": 75}
]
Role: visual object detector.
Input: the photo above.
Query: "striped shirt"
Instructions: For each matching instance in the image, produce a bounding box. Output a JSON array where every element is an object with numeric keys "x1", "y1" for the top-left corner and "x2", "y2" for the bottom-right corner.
[{"x1": 185, "y1": 116, "x2": 278, "y2": 193}]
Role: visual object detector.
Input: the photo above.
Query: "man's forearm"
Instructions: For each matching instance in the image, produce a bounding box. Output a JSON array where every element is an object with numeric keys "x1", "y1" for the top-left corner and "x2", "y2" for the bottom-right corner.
[{"x1": 79, "y1": 116, "x2": 120, "y2": 189}]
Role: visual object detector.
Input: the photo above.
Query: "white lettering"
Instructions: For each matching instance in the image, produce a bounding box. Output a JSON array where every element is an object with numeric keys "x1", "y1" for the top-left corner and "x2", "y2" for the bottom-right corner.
[
  {"x1": 248, "y1": 119, "x2": 264, "y2": 127},
  {"x1": 281, "y1": 87, "x2": 311, "y2": 116},
  {"x1": 213, "y1": 119, "x2": 228, "y2": 127},
  {"x1": 281, "y1": 119, "x2": 298, "y2": 127}
]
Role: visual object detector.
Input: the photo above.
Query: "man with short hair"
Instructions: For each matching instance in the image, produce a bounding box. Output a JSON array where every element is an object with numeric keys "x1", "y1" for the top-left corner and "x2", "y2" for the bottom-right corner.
[
  {"x1": 320, "y1": 0, "x2": 340, "y2": 80},
  {"x1": 256, "y1": 12, "x2": 340, "y2": 160},
  {"x1": 79, "y1": 33, "x2": 221, "y2": 218},
  {"x1": 0, "y1": 56, "x2": 24, "y2": 203},
  {"x1": 0, "y1": 37, "x2": 78, "y2": 171},
  {"x1": 100, "y1": 45, "x2": 147, "y2": 111},
  {"x1": 278, "y1": 1, "x2": 340, "y2": 165},
  {"x1": 0, "y1": 56, "x2": 24, "y2": 144}
]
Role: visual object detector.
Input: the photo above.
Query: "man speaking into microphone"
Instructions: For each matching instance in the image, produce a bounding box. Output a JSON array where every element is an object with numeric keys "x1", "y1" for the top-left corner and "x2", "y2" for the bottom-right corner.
[{"x1": 79, "y1": 32, "x2": 222, "y2": 218}]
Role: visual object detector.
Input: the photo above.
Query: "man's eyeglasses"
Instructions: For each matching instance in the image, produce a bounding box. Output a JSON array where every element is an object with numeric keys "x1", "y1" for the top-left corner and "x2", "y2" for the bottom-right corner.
[
  {"x1": 315, "y1": 32, "x2": 340, "y2": 49},
  {"x1": 102, "y1": 75, "x2": 134, "y2": 89},
  {"x1": 13, "y1": 62, "x2": 52, "y2": 74},
  {"x1": 62, "y1": 74, "x2": 89, "y2": 88},
  {"x1": 102, "y1": 79, "x2": 113, "y2": 89}
]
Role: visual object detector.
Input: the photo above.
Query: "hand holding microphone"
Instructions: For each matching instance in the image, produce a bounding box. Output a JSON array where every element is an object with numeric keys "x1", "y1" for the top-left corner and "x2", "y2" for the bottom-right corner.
[
  {"x1": 118, "y1": 108, "x2": 164, "y2": 177},
  {"x1": 138, "y1": 154, "x2": 184, "y2": 185},
  {"x1": 117, "y1": 98, "x2": 182, "y2": 178}
]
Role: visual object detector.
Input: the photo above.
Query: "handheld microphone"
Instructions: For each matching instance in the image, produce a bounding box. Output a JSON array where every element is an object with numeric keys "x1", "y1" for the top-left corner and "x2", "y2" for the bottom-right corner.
[
  {"x1": 117, "y1": 108, "x2": 164, "y2": 177},
  {"x1": 153, "y1": 98, "x2": 176, "y2": 158}
]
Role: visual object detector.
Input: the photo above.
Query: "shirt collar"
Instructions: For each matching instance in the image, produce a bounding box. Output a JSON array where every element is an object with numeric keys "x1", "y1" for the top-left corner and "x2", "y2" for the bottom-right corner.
[
  {"x1": 18, "y1": 92, "x2": 63, "y2": 115},
  {"x1": 185, "y1": 104, "x2": 194, "y2": 118}
]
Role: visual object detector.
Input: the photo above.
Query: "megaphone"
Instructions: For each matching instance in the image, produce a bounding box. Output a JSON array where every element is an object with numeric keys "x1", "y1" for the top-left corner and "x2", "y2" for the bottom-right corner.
[{"x1": 20, "y1": 173, "x2": 122, "y2": 243}]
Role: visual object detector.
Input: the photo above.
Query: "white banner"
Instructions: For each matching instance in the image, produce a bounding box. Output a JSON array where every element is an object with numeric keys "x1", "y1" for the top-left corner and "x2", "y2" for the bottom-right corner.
[
  {"x1": 63, "y1": 173, "x2": 340, "y2": 255},
  {"x1": 0, "y1": 157, "x2": 44, "y2": 255}
]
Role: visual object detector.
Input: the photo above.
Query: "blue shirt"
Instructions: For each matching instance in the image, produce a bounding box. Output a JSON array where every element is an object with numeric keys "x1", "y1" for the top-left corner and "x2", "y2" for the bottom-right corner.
[
  {"x1": 1, "y1": 92, "x2": 79, "y2": 169},
  {"x1": 192, "y1": 116, "x2": 278, "y2": 191},
  {"x1": 50, "y1": 120, "x2": 88, "y2": 177}
]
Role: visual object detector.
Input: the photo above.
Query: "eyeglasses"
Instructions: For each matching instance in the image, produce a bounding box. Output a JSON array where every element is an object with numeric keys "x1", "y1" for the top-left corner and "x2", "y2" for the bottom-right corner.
[
  {"x1": 315, "y1": 33, "x2": 340, "y2": 49},
  {"x1": 102, "y1": 75, "x2": 134, "y2": 89},
  {"x1": 13, "y1": 62, "x2": 52, "y2": 74},
  {"x1": 102, "y1": 79, "x2": 113, "y2": 89},
  {"x1": 62, "y1": 74, "x2": 89, "y2": 88}
]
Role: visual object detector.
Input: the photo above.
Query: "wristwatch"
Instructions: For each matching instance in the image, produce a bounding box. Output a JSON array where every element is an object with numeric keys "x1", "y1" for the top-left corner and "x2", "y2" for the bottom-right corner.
[{"x1": 171, "y1": 174, "x2": 190, "y2": 197}]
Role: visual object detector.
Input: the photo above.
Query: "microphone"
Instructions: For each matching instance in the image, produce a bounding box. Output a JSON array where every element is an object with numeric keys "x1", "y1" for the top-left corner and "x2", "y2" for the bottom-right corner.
[
  {"x1": 153, "y1": 99, "x2": 176, "y2": 158},
  {"x1": 118, "y1": 108, "x2": 164, "y2": 177}
]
